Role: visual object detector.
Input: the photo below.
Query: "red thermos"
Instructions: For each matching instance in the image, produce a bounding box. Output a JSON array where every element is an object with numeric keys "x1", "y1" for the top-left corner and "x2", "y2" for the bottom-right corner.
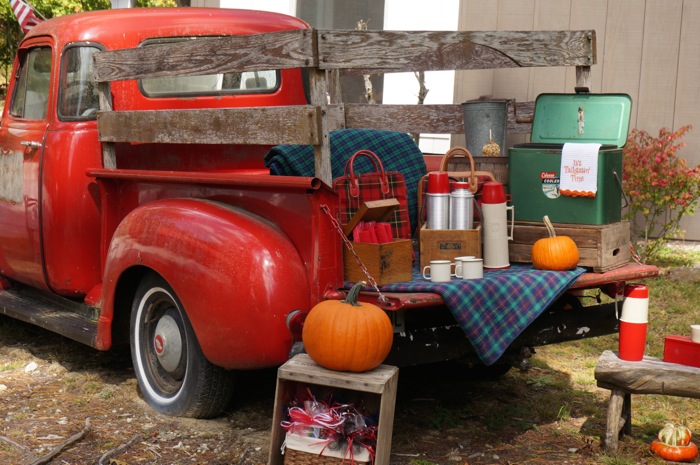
[{"x1": 480, "y1": 182, "x2": 514, "y2": 269}]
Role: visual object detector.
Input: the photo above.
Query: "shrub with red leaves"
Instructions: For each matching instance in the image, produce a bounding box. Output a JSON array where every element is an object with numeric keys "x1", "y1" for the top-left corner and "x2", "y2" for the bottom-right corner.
[{"x1": 622, "y1": 125, "x2": 700, "y2": 261}]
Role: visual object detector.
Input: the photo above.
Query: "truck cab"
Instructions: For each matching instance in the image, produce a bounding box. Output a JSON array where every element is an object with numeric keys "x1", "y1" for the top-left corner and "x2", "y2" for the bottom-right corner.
[{"x1": 0, "y1": 8, "x2": 341, "y2": 418}]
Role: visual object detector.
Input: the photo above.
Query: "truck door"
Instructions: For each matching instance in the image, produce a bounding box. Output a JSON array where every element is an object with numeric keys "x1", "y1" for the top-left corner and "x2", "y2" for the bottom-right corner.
[{"x1": 0, "y1": 40, "x2": 53, "y2": 290}]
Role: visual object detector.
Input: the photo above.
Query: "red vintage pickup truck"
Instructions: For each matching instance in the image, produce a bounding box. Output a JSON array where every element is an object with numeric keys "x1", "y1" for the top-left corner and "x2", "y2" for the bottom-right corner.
[{"x1": 0, "y1": 7, "x2": 657, "y2": 418}]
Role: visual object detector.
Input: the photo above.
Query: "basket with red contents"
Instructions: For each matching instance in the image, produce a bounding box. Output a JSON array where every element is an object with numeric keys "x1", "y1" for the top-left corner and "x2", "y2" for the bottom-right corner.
[{"x1": 281, "y1": 394, "x2": 376, "y2": 465}]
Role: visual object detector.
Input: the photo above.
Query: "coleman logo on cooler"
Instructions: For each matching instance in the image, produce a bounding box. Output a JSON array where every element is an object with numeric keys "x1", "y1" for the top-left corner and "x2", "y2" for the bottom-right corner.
[{"x1": 540, "y1": 172, "x2": 560, "y2": 199}]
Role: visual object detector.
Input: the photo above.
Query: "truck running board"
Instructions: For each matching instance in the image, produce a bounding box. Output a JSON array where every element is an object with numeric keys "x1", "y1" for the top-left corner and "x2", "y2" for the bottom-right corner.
[{"x1": 0, "y1": 287, "x2": 98, "y2": 347}]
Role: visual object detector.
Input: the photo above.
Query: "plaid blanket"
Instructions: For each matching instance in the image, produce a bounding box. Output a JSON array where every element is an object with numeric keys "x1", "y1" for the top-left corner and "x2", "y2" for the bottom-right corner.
[
  {"x1": 377, "y1": 264, "x2": 586, "y2": 365},
  {"x1": 264, "y1": 129, "x2": 427, "y2": 234}
]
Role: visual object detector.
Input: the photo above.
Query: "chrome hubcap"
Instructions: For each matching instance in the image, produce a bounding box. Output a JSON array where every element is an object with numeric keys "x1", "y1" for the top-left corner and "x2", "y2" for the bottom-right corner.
[{"x1": 153, "y1": 314, "x2": 182, "y2": 373}]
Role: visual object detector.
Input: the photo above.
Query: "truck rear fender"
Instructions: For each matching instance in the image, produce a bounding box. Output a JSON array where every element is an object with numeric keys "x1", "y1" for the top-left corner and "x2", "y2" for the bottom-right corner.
[{"x1": 98, "y1": 198, "x2": 311, "y2": 369}]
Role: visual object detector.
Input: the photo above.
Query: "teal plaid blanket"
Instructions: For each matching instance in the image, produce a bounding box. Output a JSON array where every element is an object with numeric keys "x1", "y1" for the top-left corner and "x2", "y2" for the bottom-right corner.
[
  {"x1": 265, "y1": 129, "x2": 427, "y2": 234},
  {"x1": 377, "y1": 264, "x2": 586, "y2": 365}
]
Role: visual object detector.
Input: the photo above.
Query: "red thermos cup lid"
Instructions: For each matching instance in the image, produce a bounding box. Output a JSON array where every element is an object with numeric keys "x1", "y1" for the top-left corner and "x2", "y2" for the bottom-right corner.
[
  {"x1": 427, "y1": 171, "x2": 450, "y2": 193},
  {"x1": 625, "y1": 284, "x2": 648, "y2": 299},
  {"x1": 481, "y1": 181, "x2": 506, "y2": 204}
]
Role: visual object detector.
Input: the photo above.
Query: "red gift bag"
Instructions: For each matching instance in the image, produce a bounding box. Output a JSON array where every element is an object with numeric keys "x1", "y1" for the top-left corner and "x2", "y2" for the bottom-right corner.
[{"x1": 332, "y1": 150, "x2": 411, "y2": 240}]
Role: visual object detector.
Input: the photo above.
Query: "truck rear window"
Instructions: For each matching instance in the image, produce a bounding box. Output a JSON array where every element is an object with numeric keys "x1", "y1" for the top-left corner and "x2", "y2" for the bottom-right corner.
[
  {"x1": 59, "y1": 45, "x2": 101, "y2": 121},
  {"x1": 139, "y1": 37, "x2": 278, "y2": 98}
]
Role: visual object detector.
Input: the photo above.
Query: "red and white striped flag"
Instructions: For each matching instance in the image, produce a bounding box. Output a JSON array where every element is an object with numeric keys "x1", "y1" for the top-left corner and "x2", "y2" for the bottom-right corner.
[{"x1": 10, "y1": 0, "x2": 44, "y2": 34}]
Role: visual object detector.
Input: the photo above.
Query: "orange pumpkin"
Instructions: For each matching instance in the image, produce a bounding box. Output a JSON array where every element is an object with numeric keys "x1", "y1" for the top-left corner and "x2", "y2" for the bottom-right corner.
[
  {"x1": 302, "y1": 281, "x2": 393, "y2": 372},
  {"x1": 650, "y1": 423, "x2": 698, "y2": 462},
  {"x1": 531, "y1": 215, "x2": 579, "y2": 271}
]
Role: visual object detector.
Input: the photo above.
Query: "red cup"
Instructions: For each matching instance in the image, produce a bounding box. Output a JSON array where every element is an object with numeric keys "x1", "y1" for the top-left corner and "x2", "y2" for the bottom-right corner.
[
  {"x1": 481, "y1": 181, "x2": 506, "y2": 204},
  {"x1": 427, "y1": 172, "x2": 450, "y2": 194},
  {"x1": 619, "y1": 320, "x2": 648, "y2": 361}
]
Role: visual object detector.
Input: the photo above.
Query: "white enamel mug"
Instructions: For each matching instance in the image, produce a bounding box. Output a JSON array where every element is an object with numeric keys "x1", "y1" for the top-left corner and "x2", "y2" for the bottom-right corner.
[
  {"x1": 454, "y1": 256, "x2": 483, "y2": 280},
  {"x1": 422, "y1": 260, "x2": 452, "y2": 283}
]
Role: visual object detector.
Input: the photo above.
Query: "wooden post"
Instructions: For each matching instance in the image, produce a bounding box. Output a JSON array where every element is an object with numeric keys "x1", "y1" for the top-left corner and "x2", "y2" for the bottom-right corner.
[
  {"x1": 308, "y1": 68, "x2": 332, "y2": 185},
  {"x1": 97, "y1": 81, "x2": 116, "y2": 169}
]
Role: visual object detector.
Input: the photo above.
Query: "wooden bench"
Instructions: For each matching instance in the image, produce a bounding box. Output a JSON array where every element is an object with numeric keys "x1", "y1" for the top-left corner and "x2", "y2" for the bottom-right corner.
[{"x1": 594, "y1": 350, "x2": 700, "y2": 453}]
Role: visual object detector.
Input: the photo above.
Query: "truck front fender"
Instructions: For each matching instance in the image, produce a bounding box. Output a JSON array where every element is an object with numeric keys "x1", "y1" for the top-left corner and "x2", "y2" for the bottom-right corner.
[{"x1": 101, "y1": 198, "x2": 310, "y2": 369}]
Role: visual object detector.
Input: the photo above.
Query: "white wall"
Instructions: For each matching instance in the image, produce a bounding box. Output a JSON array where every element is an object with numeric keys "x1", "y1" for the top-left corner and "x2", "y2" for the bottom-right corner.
[
  {"x1": 383, "y1": 0, "x2": 459, "y2": 154},
  {"x1": 217, "y1": 0, "x2": 295, "y2": 14}
]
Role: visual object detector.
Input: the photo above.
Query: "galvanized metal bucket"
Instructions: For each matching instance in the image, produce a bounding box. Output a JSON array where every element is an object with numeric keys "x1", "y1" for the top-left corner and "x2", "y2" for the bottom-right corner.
[{"x1": 462, "y1": 99, "x2": 509, "y2": 158}]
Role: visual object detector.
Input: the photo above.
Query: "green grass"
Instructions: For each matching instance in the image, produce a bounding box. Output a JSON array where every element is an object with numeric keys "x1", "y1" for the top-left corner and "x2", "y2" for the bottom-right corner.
[
  {"x1": 648, "y1": 244, "x2": 700, "y2": 268},
  {"x1": 536, "y1": 243, "x2": 700, "y2": 460}
]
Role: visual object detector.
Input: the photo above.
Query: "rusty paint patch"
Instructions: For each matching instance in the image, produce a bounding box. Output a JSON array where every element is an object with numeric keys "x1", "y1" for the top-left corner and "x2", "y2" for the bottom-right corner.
[{"x1": 0, "y1": 150, "x2": 23, "y2": 204}]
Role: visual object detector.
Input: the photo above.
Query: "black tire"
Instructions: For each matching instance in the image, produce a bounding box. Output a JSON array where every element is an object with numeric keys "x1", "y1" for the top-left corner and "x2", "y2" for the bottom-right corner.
[{"x1": 130, "y1": 273, "x2": 235, "y2": 418}]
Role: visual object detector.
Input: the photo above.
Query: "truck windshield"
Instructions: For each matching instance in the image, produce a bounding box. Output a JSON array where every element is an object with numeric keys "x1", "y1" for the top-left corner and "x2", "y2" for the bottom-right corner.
[
  {"x1": 58, "y1": 45, "x2": 101, "y2": 121},
  {"x1": 139, "y1": 38, "x2": 278, "y2": 97}
]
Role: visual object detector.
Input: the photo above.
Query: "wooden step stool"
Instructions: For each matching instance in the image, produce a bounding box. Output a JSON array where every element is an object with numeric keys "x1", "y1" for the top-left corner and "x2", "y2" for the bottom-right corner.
[
  {"x1": 268, "y1": 354, "x2": 399, "y2": 465},
  {"x1": 594, "y1": 350, "x2": 700, "y2": 453}
]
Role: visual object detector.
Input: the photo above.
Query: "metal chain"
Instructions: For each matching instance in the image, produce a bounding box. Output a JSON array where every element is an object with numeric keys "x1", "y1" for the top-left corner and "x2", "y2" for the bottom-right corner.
[{"x1": 321, "y1": 204, "x2": 389, "y2": 304}]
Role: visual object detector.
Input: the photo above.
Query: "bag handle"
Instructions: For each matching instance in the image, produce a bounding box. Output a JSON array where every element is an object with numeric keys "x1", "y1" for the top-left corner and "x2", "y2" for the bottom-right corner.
[
  {"x1": 439, "y1": 147, "x2": 479, "y2": 194},
  {"x1": 345, "y1": 150, "x2": 390, "y2": 197}
]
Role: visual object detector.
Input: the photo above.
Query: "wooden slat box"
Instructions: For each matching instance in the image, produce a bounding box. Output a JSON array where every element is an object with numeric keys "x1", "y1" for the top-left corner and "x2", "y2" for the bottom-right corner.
[
  {"x1": 419, "y1": 225, "x2": 482, "y2": 270},
  {"x1": 269, "y1": 354, "x2": 399, "y2": 465},
  {"x1": 508, "y1": 220, "x2": 630, "y2": 272},
  {"x1": 341, "y1": 199, "x2": 413, "y2": 285}
]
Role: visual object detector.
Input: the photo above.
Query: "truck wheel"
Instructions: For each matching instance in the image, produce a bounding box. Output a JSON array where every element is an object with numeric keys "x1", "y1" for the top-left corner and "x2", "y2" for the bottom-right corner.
[{"x1": 130, "y1": 273, "x2": 235, "y2": 418}]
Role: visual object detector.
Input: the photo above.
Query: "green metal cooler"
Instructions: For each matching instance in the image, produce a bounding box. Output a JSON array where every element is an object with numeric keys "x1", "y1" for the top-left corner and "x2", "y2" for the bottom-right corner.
[{"x1": 507, "y1": 93, "x2": 632, "y2": 224}]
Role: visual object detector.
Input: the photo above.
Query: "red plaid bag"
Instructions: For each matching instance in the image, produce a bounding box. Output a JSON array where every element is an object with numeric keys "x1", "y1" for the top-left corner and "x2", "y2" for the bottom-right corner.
[{"x1": 333, "y1": 150, "x2": 411, "y2": 240}]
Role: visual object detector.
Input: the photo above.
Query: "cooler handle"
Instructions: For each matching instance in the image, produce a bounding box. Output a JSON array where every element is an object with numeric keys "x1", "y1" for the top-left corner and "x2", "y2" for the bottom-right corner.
[
  {"x1": 506, "y1": 204, "x2": 515, "y2": 241},
  {"x1": 612, "y1": 170, "x2": 629, "y2": 209}
]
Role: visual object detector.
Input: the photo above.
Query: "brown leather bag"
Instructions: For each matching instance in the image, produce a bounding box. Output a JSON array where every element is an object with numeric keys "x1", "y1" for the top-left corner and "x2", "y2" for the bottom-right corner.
[{"x1": 417, "y1": 146, "x2": 496, "y2": 229}]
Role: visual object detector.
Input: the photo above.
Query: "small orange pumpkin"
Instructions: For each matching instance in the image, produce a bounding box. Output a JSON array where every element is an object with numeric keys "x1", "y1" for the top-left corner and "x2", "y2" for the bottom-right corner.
[
  {"x1": 302, "y1": 281, "x2": 393, "y2": 372},
  {"x1": 531, "y1": 215, "x2": 579, "y2": 271},
  {"x1": 650, "y1": 423, "x2": 698, "y2": 462}
]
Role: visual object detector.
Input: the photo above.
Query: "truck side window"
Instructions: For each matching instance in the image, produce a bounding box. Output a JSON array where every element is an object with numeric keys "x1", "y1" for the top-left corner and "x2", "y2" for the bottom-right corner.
[
  {"x1": 59, "y1": 45, "x2": 101, "y2": 120},
  {"x1": 9, "y1": 47, "x2": 52, "y2": 120},
  {"x1": 139, "y1": 37, "x2": 279, "y2": 97}
]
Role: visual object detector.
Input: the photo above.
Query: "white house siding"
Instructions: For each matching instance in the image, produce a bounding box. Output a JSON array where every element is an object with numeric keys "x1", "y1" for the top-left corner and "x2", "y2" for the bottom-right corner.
[{"x1": 453, "y1": 0, "x2": 700, "y2": 241}]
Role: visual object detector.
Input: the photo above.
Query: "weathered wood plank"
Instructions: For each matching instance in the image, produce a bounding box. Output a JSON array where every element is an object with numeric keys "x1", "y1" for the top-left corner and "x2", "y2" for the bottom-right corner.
[
  {"x1": 594, "y1": 350, "x2": 700, "y2": 399},
  {"x1": 93, "y1": 29, "x2": 315, "y2": 82},
  {"x1": 344, "y1": 102, "x2": 534, "y2": 135},
  {"x1": 93, "y1": 29, "x2": 595, "y2": 83},
  {"x1": 308, "y1": 68, "x2": 333, "y2": 186},
  {"x1": 97, "y1": 106, "x2": 319, "y2": 145},
  {"x1": 319, "y1": 30, "x2": 595, "y2": 73}
]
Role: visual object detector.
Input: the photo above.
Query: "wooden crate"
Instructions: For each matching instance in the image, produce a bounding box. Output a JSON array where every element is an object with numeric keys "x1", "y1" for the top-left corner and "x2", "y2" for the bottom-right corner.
[
  {"x1": 269, "y1": 354, "x2": 399, "y2": 465},
  {"x1": 509, "y1": 220, "x2": 630, "y2": 272},
  {"x1": 341, "y1": 199, "x2": 413, "y2": 285},
  {"x1": 419, "y1": 225, "x2": 482, "y2": 269},
  {"x1": 344, "y1": 239, "x2": 413, "y2": 285}
]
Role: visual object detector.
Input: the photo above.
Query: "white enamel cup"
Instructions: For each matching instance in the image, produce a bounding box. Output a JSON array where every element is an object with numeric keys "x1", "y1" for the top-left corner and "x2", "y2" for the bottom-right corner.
[{"x1": 422, "y1": 260, "x2": 452, "y2": 283}]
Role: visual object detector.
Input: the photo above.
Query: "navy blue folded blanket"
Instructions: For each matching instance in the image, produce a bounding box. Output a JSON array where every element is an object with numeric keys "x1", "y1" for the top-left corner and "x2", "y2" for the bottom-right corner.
[{"x1": 264, "y1": 128, "x2": 427, "y2": 234}]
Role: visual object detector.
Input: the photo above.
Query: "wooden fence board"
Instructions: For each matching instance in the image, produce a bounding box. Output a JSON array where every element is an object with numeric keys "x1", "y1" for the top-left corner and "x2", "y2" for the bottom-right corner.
[
  {"x1": 97, "y1": 106, "x2": 319, "y2": 145},
  {"x1": 93, "y1": 29, "x2": 315, "y2": 82},
  {"x1": 319, "y1": 30, "x2": 595, "y2": 74}
]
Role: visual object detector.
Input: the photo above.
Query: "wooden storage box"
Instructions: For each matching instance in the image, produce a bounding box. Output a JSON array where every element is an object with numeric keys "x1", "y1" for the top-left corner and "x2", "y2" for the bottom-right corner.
[
  {"x1": 342, "y1": 199, "x2": 412, "y2": 285},
  {"x1": 344, "y1": 240, "x2": 412, "y2": 285},
  {"x1": 269, "y1": 354, "x2": 399, "y2": 465},
  {"x1": 508, "y1": 220, "x2": 630, "y2": 272},
  {"x1": 419, "y1": 225, "x2": 482, "y2": 269}
]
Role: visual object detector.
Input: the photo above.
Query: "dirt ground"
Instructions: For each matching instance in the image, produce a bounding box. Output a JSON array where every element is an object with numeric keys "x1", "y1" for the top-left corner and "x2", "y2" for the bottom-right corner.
[{"x1": 0, "y1": 315, "x2": 668, "y2": 465}]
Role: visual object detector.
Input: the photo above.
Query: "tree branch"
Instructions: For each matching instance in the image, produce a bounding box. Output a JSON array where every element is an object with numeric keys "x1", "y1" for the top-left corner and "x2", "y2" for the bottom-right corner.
[{"x1": 29, "y1": 418, "x2": 91, "y2": 465}]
